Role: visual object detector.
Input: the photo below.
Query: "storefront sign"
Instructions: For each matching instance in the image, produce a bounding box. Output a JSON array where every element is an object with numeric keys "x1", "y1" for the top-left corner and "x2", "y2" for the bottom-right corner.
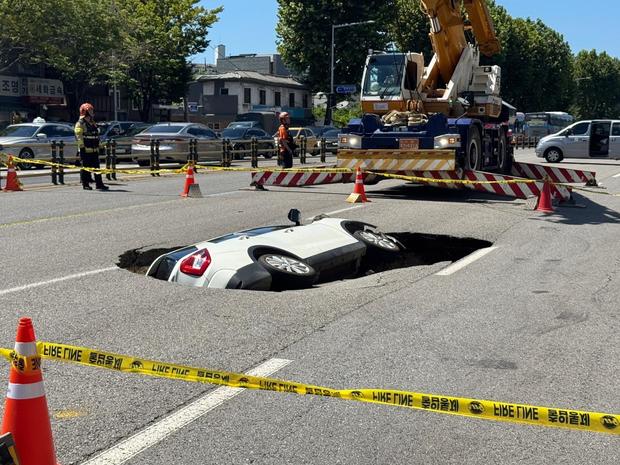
[{"x1": 0, "y1": 75, "x2": 65, "y2": 104}]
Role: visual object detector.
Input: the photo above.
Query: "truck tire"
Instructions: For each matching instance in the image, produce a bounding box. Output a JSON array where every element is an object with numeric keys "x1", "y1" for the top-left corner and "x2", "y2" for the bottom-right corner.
[
  {"x1": 465, "y1": 126, "x2": 482, "y2": 171},
  {"x1": 498, "y1": 130, "x2": 512, "y2": 174}
]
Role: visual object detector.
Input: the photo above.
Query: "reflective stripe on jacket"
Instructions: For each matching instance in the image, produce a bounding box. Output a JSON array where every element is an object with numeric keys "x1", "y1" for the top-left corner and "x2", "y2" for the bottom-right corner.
[{"x1": 75, "y1": 117, "x2": 100, "y2": 152}]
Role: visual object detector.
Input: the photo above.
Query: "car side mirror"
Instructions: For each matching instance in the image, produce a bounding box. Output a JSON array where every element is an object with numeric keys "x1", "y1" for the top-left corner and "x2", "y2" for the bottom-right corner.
[
  {"x1": 565, "y1": 129, "x2": 572, "y2": 136},
  {"x1": 36, "y1": 133, "x2": 47, "y2": 139},
  {"x1": 287, "y1": 208, "x2": 301, "y2": 226}
]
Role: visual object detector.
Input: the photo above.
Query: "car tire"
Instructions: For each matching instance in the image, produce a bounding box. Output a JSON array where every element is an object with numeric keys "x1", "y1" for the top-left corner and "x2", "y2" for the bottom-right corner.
[
  {"x1": 258, "y1": 254, "x2": 316, "y2": 290},
  {"x1": 497, "y1": 130, "x2": 512, "y2": 174},
  {"x1": 544, "y1": 147, "x2": 563, "y2": 163},
  {"x1": 353, "y1": 230, "x2": 402, "y2": 253},
  {"x1": 465, "y1": 126, "x2": 482, "y2": 171},
  {"x1": 137, "y1": 159, "x2": 150, "y2": 167},
  {"x1": 232, "y1": 144, "x2": 245, "y2": 160},
  {"x1": 262, "y1": 152, "x2": 274, "y2": 159},
  {"x1": 18, "y1": 148, "x2": 36, "y2": 170}
]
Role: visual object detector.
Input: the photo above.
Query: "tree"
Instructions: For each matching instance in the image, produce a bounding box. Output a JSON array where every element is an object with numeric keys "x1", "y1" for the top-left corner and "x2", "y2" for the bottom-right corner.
[
  {"x1": 117, "y1": 0, "x2": 221, "y2": 121},
  {"x1": 571, "y1": 50, "x2": 620, "y2": 119},
  {"x1": 276, "y1": 0, "x2": 392, "y2": 92}
]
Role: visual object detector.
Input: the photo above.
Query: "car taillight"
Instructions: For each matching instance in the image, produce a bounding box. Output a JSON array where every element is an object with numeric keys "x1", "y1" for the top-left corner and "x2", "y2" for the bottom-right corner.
[{"x1": 179, "y1": 248, "x2": 211, "y2": 276}]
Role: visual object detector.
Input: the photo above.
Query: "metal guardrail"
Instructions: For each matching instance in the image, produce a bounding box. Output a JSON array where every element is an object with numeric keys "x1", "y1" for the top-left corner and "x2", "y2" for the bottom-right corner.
[
  {"x1": 1, "y1": 136, "x2": 335, "y2": 185},
  {"x1": 513, "y1": 135, "x2": 541, "y2": 150}
]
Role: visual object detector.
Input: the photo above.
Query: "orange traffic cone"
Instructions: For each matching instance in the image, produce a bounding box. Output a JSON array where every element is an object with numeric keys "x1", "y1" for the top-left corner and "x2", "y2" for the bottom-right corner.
[
  {"x1": 346, "y1": 168, "x2": 370, "y2": 203},
  {"x1": 535, "y1": 177, "x2": 554, "y2": 213},
  {"x1": 1, "y1": 318, "x2": 58, "y2": 465},
  {"x1": 3, "y1": 157, "x2": 22, "y2": 192},
  {"x1": 181, "y1": 164, "x2": 196, "y2": 197}
]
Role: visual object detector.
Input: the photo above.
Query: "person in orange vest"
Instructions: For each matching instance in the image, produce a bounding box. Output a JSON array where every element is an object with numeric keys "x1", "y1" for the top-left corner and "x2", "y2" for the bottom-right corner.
[
  {"x1": 277, "y1": 111, "x2": 295, "y2": 168},
  {"x1": 75, "y1": 103, "x2": 108, "y2": 190}
]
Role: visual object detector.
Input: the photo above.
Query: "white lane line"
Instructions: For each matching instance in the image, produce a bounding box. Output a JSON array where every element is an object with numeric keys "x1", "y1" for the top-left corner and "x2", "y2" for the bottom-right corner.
[
  {"x1": 435, "y1": 247, "x2": 498, "y2": 276},
  {"x1": 326, "y1": 205, "x2": 365, "y2": 216},
  {"x1": 81, "y1": 358, "x2": 293, "y2": 465},
  {"x1": 0, "y1": 267, "x2": 118, "y2": 297},
  {"x1": 612, "y1": 172, "x2": 620, "y2": 178}
]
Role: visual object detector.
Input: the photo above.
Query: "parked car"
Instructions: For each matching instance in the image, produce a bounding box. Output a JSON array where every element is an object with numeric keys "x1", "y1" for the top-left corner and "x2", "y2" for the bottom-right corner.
[
  {"x1": 273, "y1": 127, "x2": 320, "y2": 156},
  {"x1": 97, "y1": 121, "x2": 150, "y2": 160},
  {"x1": 147, "y1": 209, "x2": 402, "y2": 291},
  {"x1": 308, "y1": 126, "x2": 337, "y2": 138},
  {"x1": 131, "y1": 123, "x2": 220, "y2": 166},
  {"x1": 316, "y1": 129, "x2": 341, "y2": 154},
  {"x1": 535, "y1": 119, "x2": 620, "y2": 162},
  {"x1": 220, "y1": 127, "x2": 276, "y2": 159},
  {"x1": 0, "y1": 122, "x2": 77, "y2": 169}
]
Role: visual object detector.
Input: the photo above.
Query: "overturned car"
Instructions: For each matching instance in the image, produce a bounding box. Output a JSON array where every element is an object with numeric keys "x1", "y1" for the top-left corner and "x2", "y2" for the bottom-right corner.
[{"x1": 146, "y1": 209, "x2": 402, "y2": 291}]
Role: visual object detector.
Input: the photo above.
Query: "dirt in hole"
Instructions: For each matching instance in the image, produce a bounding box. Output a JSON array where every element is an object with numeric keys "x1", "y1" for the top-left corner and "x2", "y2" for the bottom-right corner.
[{"x1": 118, "y1": 234, "x2": 492, "y2": 283}]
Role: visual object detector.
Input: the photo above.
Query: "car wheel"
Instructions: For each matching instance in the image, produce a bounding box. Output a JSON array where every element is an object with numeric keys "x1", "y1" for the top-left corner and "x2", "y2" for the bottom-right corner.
[
  {"x1": 137, "y1": 159, "x2": 150, "y2": 167},
  {"x1": 465, "y1": 126, "x2": 482, "y2": 171},
  {"x1": 262, "y1": 152, "x2": 274, "y2": 159},
  {"x1": 544, "y1": 147, "x2": 563, "y2": 163},
  {"x1": 353, "y1": 230, "x2": 402, "y2": 253},
  {"x1": 258, "y1": 254, "x2": 316, "y2": 290},
  {"x1": 18, "y1": 148, "x2": 36, "y2": 170}
]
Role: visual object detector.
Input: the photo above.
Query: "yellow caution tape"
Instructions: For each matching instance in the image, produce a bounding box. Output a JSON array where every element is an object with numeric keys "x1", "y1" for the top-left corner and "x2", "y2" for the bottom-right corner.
[
  {"x1": 3, "y1": 153, "x2": 619, "y2": 195},
  {"x1": 0, "y1": 343, "x2": 617, "y2": 435}
]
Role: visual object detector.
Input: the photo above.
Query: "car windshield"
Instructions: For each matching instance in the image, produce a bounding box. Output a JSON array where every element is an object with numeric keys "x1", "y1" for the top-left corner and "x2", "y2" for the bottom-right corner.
[
  {"x1": 97, "y1": 123, "x2": 111, "y2": 133},
  {"x1": 221, "y1": 128, "x2": 246, "y2": 138},
  {"x1": 209, "y1": 226, "x2": 288, "y2": 243},
  {"x1": 228, "y1": 122, "x2": 253, "y2": 128},
  {"x1": 323, "y1": 129, "x2": 340, "y2": 138},
  {"x1": 0, "y1": 125, "x2": 38, "y2": 137},
  {"x1": 146, "y1": 125, "x2": 185, "y2": 134},
  {"x1": 289, "y1": 129, "x2": 301, "y2": 137}
]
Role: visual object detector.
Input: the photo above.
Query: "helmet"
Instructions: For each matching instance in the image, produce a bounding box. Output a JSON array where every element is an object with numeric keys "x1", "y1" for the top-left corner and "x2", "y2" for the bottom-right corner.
[
  {"x1": 279, "y1": 111, "x2": 290, "y2": 122},
  {"x1": 79, "y1": 103, "x2": 94, "y2": 117},
  {"x1": 33, "y1": 117, "x2": 46, "y2": 124}
]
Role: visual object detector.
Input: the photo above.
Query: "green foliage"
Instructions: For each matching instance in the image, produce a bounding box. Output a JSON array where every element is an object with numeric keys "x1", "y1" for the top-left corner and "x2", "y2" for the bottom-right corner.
[
  {"x1": 0, "y1": 0, "x2": 220, "y2": 121},
  {"x1": 276, "y1": 0, "x2": 393, "y2": 92},
  {"x1": 313, "y1": 102, "x2": 362, "y2": 127},
  {"x1": 571, "y1": 50, "x2": 620, "y2": 119}
]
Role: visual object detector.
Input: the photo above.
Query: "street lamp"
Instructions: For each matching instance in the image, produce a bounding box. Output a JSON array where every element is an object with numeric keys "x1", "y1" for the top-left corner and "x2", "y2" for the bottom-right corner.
[{"x1": 326, "y1": 20, "x2": 375, "y2": 125}]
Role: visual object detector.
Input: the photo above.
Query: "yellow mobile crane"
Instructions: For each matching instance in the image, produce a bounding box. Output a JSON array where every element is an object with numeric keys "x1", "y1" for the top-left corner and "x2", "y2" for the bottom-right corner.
[{"x1": 338, "y1": 0, "x2": 517, "y2": 173}]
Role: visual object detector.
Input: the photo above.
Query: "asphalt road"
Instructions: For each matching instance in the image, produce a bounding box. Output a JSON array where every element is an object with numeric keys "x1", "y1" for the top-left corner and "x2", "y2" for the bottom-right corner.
[{"x1": 0, "y1": 151, "x2": 618, "y2": 464}]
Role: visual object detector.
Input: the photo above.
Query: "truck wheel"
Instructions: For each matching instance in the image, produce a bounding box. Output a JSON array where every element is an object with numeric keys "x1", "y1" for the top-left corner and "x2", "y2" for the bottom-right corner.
[
  {"x1": 258, "y1": 254, "x2": 317, "y2": 290},
  {"x1": 465, "y1": 126, "x2": 482, "y2": 171},
  {"x1": 544, "y1": 148, "x2": 563, "y2": 163},
  {"x1": 497, "y1": 130, "x2": 512, "y2": 174}
]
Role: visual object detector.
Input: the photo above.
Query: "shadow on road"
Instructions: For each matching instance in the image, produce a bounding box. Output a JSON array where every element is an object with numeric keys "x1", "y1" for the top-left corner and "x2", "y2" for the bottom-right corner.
[{"x1": 532, "y1": 192, "x2": 620, "y2": 226}]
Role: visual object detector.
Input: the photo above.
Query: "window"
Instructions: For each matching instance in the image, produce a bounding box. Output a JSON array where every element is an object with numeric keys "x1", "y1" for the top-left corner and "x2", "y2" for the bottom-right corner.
[
  {"x1": 274, "y1": 92, "x2": 281, "y2": 107},
  {"x1": 612, "y1": 123, "x2": 620, "y2": 136},
  {"x1": 220, "y1": 88, "x2": 229, "y2": 96},
  {"x1": 244, "y1": 88, "x2": 251, "y2": 104},
  {"x1": 570, "y1": 122, "x2": 589, "y2": 136},
  {"x1": 302, "y1": 94, "x2": 308, "y2": 108},
  {"x1": 259, "y1": 90, "x2": 266, "y2": 105},
  {"x1": 289, "y1": 92, "x2": 295, "y2": 107}
]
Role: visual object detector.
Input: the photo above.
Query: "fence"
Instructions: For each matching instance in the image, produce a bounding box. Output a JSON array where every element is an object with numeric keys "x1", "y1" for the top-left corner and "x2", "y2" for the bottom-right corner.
[
  {"x1": 513, "y1": 135, "x2": 541, "y2": 150},
  {"x1": 0, "y1": 136, "x2": 330, "y2": 182}
]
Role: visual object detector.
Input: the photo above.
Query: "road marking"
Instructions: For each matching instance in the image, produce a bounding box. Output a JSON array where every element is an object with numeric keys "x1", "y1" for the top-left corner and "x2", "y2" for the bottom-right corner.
[
  {"x1": 81, "y1": 358, "x2": 293, "y2": 465},
  {"x1": 613, "y1": 172, "x2": 620, "y2": 178},
  {"x1": 435, "y1": 247, "x2": 498, "y2": 276},
  {"x1": 326, "y1": 205, "x2": 365, "y2": 216},
  {"x1": 0, "y1": 267, "x2": 118, "y2": 297}
]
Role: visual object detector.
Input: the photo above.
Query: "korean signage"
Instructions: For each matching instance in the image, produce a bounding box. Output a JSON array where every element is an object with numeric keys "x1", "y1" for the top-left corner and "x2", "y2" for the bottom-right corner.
[{"x1": 0, "y1": 75, "x2": 65, "y2": 105}]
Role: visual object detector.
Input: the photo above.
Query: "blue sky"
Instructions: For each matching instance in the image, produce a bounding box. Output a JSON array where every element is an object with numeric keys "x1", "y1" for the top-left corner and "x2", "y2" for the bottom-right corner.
[{"x1": 194, "y1": 0, "x2": 619, "y2": 63}]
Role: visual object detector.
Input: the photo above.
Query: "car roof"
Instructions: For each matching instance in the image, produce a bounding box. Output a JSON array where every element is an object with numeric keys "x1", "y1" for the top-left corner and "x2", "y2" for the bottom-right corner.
[{"x1": 9, "y1": 122, "x2": 72, "y2": 128}]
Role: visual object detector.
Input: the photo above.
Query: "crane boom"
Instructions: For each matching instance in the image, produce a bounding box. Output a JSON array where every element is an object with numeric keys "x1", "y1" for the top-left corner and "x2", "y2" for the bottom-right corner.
[{"x1": 463, "y1": 0, "x2": 501, "y2": 57}]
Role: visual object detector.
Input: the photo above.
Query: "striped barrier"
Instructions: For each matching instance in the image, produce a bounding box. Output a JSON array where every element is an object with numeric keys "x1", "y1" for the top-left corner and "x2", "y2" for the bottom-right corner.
[
  {"x1": 511, "y1": 162, "x2": 596, "y2": 185},
  {"x1": 337, "y1": 149, "x2": 456, "y2": 172}
]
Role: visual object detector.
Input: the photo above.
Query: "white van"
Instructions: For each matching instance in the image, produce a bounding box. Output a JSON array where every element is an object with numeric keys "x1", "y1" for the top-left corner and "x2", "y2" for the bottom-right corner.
[{"x1": 535, "y1": 120, "x2": 620, "y2": 162}]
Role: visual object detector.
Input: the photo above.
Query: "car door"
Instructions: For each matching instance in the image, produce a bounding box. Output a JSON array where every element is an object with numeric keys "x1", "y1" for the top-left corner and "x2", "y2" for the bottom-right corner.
[
  {"x1": 32, "y1": 125, "x2": 62, "y2": 159},
  {"x1": 588, "y1": 121, "x2": 611, "y2": 157},
  {"x1": 609, "y1": 122, "x2": 620, "y2": 159},
  {"x1": 562, "y1": 121, "x2": 590, "y2": 158},
  {"x1": 57, "y1": 125, "x2": 79, "y2": 161},
  {"x1": 190, "y1": 126, "x2": 219, "y2": 161}
]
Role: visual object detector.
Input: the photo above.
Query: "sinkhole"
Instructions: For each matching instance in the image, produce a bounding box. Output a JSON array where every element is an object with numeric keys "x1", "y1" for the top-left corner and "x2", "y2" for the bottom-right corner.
[{"x1": 118, "y1": 233, "x2": 492, "y2": 291}]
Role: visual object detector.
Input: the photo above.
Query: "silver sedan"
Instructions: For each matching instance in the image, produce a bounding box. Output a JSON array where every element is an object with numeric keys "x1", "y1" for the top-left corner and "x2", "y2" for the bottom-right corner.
[{"x1": 0, "y1": 123, "x2": 78, "y2": 169}]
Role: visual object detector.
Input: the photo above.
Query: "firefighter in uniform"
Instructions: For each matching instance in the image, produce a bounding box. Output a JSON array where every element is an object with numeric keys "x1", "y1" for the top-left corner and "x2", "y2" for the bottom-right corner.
[
  {"x1": 75, "y1": 103, "x2": 108, "y2": 190},
  {"x1": 277, "y1": 111, "x2": 295, "y2": 168}
]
